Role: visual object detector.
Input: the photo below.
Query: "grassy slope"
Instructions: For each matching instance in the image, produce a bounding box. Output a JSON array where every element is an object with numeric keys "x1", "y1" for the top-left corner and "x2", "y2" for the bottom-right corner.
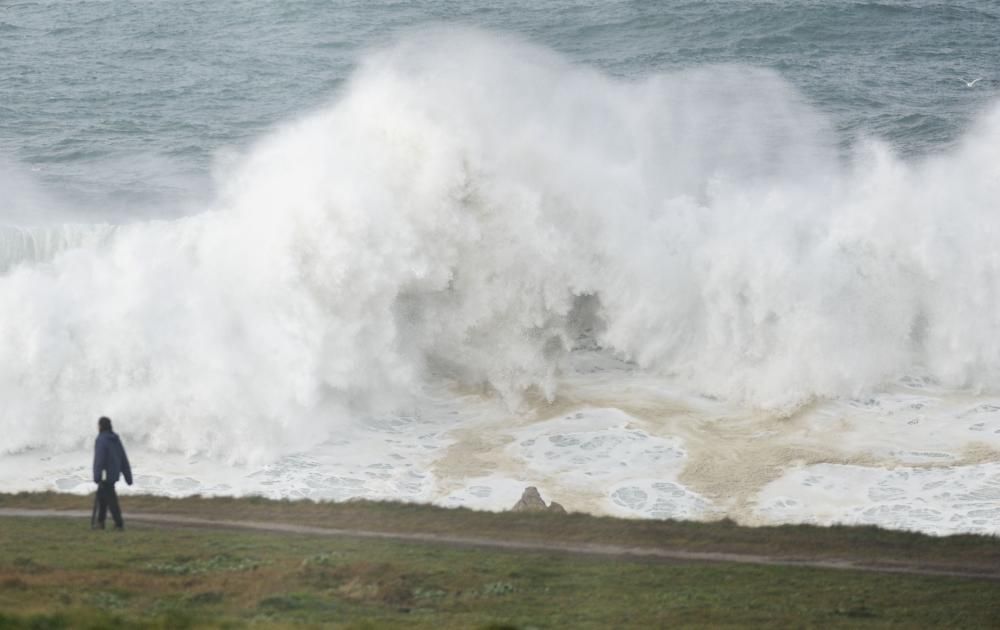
[
  {"x1": 2, "y1": 492, "x2": 999, "y2": 572},
  {"x1": 2, "y1": 517, "x2": 999, "y2": 629},
  {"x1": 0, "y1": 493, "x2": 999, "y2": 628}
]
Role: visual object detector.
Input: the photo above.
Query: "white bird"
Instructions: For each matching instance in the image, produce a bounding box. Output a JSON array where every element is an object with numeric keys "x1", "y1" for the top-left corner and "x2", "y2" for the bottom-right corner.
[{"x1": 960, "y1": 77, "x2": 983, "y2": 88}]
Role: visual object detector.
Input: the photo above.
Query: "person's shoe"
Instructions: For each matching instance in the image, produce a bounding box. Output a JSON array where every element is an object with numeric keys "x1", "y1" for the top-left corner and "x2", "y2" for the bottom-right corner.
[
  {"x1": 113, "y1": 524, "x2": 124, "y2": 531},
  {"x1": 92, "y1": 522, "x2": 105, "y2": 530}
]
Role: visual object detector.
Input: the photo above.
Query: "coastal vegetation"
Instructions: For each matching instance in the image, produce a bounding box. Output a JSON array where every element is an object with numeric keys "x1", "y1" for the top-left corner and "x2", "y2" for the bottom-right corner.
[{"x1": 1, "y1": 493, "x2": 998, "y2": 628}]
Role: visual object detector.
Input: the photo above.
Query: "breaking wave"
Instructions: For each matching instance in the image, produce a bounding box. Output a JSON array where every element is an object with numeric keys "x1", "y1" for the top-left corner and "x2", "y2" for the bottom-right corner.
[{"x1": 2, "y1": 28, "x2": 999, "y2": 460}]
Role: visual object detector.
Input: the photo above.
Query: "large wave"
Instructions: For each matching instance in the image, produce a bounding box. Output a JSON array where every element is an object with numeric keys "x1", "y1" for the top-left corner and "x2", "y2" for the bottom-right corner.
[{"x1": 2, "y1": 28, "x2": 999, "y2": 460}]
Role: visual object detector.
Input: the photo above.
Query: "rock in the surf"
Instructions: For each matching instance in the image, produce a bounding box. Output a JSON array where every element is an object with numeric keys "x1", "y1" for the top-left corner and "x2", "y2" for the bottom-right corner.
[{"x1": 511, "y1": 486, "x2": 559, "y2": 513}]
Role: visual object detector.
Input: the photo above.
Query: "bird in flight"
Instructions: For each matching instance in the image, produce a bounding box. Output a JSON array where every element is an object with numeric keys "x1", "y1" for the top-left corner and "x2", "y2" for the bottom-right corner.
[{"x1": 960, "y1": 77, "x2": 983, "y2": 88}]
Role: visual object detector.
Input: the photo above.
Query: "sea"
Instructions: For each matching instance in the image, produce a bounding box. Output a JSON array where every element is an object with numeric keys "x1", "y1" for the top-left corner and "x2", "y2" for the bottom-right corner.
[{"x1": 2, "y1": 0, "x2": 999, "y2": 535}]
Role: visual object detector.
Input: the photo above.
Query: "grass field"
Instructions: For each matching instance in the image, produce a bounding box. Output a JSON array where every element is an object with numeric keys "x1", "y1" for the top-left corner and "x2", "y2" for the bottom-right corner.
[{"x1": 1, "y1": 493, "x2": 999, "y2": 628}]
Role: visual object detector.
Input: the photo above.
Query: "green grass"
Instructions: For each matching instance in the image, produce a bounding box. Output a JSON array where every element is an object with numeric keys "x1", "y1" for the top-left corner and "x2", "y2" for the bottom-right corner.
[
  {"x1": 1, "y1": 515, "x2": 999, "y2": 628},
  {"x1": 2, "y1": 491, "x2": 1000, "y2": 573}
]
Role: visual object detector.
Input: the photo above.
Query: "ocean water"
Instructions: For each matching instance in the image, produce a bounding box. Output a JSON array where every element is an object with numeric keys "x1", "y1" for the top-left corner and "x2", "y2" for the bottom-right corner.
[{"x1": 2, "y1": 1, "x2": 999, "y2": 535}]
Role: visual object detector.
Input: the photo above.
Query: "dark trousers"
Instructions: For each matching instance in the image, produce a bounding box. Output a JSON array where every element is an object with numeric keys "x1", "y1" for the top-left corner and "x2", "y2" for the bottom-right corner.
[{"x1": 93, "y1": 482, "x2": 123, "y2": 529}]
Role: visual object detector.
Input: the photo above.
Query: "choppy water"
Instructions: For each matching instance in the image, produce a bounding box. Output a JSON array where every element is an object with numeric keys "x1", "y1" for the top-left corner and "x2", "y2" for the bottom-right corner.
[
  {"x1": 2, "y1": 1, "x2": 999, "y2": 534},
  {"x1": 3, "y1": 1, "x2": 997, "y2": 209}
]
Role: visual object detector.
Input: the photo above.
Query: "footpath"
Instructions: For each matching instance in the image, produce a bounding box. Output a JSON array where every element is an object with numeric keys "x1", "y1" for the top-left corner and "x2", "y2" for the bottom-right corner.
[{"x1": 2, "y1": 507, "x2": 999, "y2": 582}]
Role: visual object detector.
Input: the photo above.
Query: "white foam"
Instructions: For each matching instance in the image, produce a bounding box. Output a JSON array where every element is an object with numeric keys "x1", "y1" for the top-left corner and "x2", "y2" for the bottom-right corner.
[
  {"x1": 3, "y1": 378, "x2": 999, "y2": 535},
  {"x1": 498, "y1": 408, "x2": 709, "y2": 518},
  {"x1": 753, "y1": 384, "x2": 1000, "y2": 535},
  {"x1": 757, "y1": 463, "x2": 1000, "y2": 536},
  {"x1": 5, "y1": 28, "x2": 1000, "y2": 463},
  {"x1": 439, "y1": 476, "x2": 530, "y2": 511},
  {"x1": 3, "y1": 28, "x2": 1000, "y2": 536}
]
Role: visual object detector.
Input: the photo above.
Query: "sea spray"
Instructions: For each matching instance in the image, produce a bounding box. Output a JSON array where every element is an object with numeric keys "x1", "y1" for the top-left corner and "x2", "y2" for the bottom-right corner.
[{"x1": 1, "y1": 28, "x2": 999, "y2": 461}]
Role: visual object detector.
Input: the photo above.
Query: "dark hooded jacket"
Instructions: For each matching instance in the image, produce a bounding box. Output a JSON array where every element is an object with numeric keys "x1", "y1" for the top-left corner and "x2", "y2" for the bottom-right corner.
[{"x1": 93, "y1": 431, "x2": 132, "y2": 485}]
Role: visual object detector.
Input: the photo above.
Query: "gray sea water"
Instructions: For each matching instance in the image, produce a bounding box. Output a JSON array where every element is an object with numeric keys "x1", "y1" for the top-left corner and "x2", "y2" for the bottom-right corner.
[
  {"x1": 2, "y1": 1, "x2": 997, "y2": 216},
  {"x1": 3, "y1": 2, "x2": 1000, "y2": 534}
]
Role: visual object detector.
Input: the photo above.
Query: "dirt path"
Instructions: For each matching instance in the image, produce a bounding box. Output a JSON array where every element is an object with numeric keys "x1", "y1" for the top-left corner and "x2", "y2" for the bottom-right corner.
[{"x1": 2, "y1": 508, "x2": 998, "y2": 582}]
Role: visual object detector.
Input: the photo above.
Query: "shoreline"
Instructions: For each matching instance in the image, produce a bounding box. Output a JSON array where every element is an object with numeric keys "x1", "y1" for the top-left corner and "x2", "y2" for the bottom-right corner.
[{"x1": 3, "y1": 490, "x2": 999, "y2": 577}]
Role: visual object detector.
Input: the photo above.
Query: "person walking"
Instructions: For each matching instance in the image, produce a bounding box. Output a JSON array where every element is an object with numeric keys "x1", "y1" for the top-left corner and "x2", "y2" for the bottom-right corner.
[{"x1": 92, "y1": 416, "x2": 133, "y2": 530}]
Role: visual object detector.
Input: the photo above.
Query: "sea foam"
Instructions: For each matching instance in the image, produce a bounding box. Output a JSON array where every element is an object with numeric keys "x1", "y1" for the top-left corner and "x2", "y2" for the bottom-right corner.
[{"x1": 2, "y1": 28, "x2": 1000, "y2": 463}]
